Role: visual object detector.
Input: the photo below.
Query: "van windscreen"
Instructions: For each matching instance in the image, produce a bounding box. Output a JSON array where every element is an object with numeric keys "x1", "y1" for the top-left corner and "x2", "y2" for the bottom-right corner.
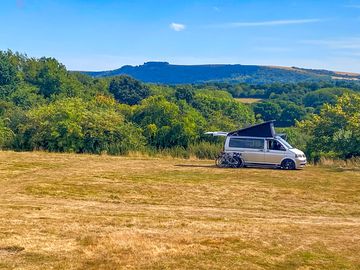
[{"x1": 277, "y1": 137, "x2": 293, "y2": 149}]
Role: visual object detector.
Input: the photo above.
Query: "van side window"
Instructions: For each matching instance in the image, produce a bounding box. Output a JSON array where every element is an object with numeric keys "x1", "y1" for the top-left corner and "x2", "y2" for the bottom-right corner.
[
  {"x1": 229, "y1": 138, "x2": 264, "y2": 149},
  {"x1": 268, "y1": 140, "x2": 285, "y2": 151}
]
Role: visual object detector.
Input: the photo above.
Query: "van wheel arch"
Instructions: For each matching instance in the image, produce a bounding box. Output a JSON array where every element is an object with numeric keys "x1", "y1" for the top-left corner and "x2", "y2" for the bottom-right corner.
[{"x1": 281, "y1": 159, "x2": 296, "y2": 170}]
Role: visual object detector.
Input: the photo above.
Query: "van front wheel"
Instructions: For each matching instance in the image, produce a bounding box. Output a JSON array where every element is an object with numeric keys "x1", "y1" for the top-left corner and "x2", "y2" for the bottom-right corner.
[{"x1": 281, "y1": 159, "x2": 296, "y2": 170}]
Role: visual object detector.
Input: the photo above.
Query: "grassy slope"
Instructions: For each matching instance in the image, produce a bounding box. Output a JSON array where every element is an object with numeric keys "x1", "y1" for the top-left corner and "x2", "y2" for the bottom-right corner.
[
  {"x1": 0, "y1": 151, "x2": 359, "y2": 269},
  {"x1": 235, "y1": 98, "x2": 263, "y2": 104}
]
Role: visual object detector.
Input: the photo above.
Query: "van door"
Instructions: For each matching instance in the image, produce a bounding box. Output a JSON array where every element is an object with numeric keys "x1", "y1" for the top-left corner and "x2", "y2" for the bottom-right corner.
[
  {"x1": 227, "y1": 137, "x2": 265, "y2": 163},
  {"x1": 265, "y1": 139, "x2": 286, "y2": 165}
]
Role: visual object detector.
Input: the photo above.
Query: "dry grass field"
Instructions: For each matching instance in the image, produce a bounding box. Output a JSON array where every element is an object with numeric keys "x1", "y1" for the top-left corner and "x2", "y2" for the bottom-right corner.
[
  {"x1": 235, "y1": 98, "x2": 263, "y2": 104},
  {"x1": 0, "y1": 151, "x2": 360, "y2": 269}
]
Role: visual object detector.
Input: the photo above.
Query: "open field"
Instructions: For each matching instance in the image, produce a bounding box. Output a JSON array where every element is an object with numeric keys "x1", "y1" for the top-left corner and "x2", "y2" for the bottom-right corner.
[
  {"x1": 0, "y1": 151, "x2": 360, "y2": 269},
  {"x1": 235, "y1": 98, "x2": 263, "y2": 104}
]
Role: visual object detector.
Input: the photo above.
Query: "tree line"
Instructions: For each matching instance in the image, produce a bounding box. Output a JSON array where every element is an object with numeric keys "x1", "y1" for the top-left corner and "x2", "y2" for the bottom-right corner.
[{"x1": 1, "y1": 50, "x2": 359, "y2": 161}]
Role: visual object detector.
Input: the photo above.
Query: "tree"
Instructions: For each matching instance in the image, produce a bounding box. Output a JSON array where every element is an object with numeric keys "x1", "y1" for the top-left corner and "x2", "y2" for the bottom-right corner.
[
  {"x1": 175, "y1": 87, "x2": 194, "y2": 104},
  {"x1": 10, "y1": 83, "x2": 45, "y2": 109},
  {"x1": 23, "y1": 57, "x2": 83, "y2": 98},
  {"x1": 303, "y1": 87, "x2": 354, "y2": 111},
  {"x1": 109, "y1": 75, "x2": 150, "y2": 105},
  {"x1": 278, "y1": 102, "x2": 307, "y2": 127},
  {"x1": 19, "y1": 98, "x2": 145, "y2": 154},
  {"x1": 228, "y1": 84, "x2": 245, "y2": 97},
  {"x1": 133, "y1": 96, "x2": 205, "y2": 148},
  {"x1": 192, "y1": 93, "x2": 255, "y2": 129},
  {"x1": 253, "y1": 101, "x2": 281, "y2": 122},
  {"x1": 0, "y1": 51, "x2": 18, "y2": 99},
  {"x1": 0, "y1": 117, "x2": 13, "y2": 148},
  {"x1": 298, "y1": 94, "x2": 360, "y2": 160}
]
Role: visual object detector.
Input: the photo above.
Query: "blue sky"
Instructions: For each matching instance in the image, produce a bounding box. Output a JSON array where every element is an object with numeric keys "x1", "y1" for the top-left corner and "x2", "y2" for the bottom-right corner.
[{"x1": 1, "y1": 0, "x2": 360, "y2": 72}]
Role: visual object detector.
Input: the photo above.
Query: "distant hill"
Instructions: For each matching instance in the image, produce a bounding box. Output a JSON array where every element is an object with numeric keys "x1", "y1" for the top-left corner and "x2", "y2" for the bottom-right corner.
[{"x1": 81, "y1": 62, "x2": 360, "y2": 84}]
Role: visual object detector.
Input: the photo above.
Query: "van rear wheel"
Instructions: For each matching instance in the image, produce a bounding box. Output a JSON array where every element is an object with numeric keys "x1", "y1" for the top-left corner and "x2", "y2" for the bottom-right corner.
[{"x1": 281, "y1": 159, "x2": 296, "y2": 170}]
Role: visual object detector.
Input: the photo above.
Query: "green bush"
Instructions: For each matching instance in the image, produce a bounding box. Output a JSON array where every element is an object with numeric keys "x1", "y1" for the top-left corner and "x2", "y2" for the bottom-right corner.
[
  {"x1": 17, "y1": 97, "x2": 145, "y2": 155},
  {"x1": 109, "y1": 75, "x2": 150, "y2": 105},
  {"x1": 133, "y1": 96, "x2": 206, "y2": 148},
  {"x1": 192, "y1": 93, "x2": 255, "y2": 128},
  {"x1": 189, "y1": 142, "x2": 222, "y2": 159},
  {"x1": 298, "y1": 94, "x2": 360, "y2": 159},
  {"x1": 0, "y1": 117, "x2": 13, "y2": 149}
]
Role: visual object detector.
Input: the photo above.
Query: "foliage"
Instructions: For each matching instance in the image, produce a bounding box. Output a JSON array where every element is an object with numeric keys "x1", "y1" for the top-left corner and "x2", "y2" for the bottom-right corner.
[
  {"x1": 298, "y1": 94, "x2": 360, "y2": 160},
  {"x1": 278, "y1": 102, "x2": 307, "y2": 126},
  {"x1": 188, "y1": 141, "x2": 223, "y2": 159},
  {"x1": 0, "y1": 51, "x2": 18, "y2": 99},
  {"x1": 10, "y1": 83, "x2": 45, "y2": 109},
  {"x1": 133, "y1": 96, "x2": 206, "y2": 148},
  {"x1": 175, "y1": 86, "x2": 195, "y2": 104},
  {"x1": 253, "y1": 102, "x2": 281, "y2": 122},
  {"x1": 198, "y1": 81, "x2": 360, "y2": 127},
  {"x1": 0, "y1": 117, "x2": 13, "y2": 148},
  {"x1": 23, "y1": 57, "x2": 84, "y2": 98},
  {"x1": 109, "y1": 75, "x2": 150, "y2": 105},
  {"x1": 303, "y1": 87, "x2": 354, "y2": 112},
  {"x1": 1, "y1": 49, "x2": 360, "y2": 161},
  {"x1": 18, "y1": 98, "x2": 145, "y2": 154},
  {"x1": 192, "y1": 93, "x2": 255, "y2": 130}
]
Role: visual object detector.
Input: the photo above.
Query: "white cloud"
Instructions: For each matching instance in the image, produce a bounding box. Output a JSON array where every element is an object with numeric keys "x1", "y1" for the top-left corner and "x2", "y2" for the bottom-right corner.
[
  {"x1": 170, "y1": 22, "x2": 186, "y2": 32},
  {"x1": 210, "y1": 18, "x2": 324, "y2": 28}
]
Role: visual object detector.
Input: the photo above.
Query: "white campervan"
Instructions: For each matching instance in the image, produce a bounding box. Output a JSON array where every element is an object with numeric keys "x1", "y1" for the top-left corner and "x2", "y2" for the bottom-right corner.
[
  {"x1": 224, "y1": 135, "x2": 306, "y2": 169},
  {"x1": 206, "y1": 121, "x2": 306, "y2": 170}
]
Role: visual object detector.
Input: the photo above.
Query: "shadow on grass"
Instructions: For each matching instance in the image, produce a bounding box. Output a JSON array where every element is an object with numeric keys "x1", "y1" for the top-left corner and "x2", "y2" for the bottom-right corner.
[
  {"x1": 0, "y1": 245, "x2": 25, "y2": 254},
  {"x1": 174, "y1": 164, "x2": 280, "y2": 170},
  {"x1": 175, "y1": 164, "x2": 216, "y2": 168}
]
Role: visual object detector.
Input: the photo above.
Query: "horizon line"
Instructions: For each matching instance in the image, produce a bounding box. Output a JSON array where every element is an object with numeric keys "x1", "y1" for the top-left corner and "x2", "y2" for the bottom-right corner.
[{"x1": 74, "y1": 61, "x2": 360, "y2": 75}]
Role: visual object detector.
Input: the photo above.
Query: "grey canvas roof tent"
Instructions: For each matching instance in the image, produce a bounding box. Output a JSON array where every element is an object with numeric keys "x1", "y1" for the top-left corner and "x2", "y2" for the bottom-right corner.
[
  {"x1": 227, "y1": 120, "x2": 276, "y2": 137},
  {"x1": 205, "y1": 120, "x2": 277, "y2": 138}
]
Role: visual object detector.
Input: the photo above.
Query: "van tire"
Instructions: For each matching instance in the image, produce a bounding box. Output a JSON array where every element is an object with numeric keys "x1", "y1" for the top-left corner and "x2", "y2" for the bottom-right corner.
[{"x1": 281, "y1": 159, "x2": 296, "y2": 170}]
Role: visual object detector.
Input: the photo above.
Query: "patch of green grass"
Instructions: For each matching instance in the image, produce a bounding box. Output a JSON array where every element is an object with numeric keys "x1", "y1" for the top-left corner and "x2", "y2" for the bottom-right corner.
[
  {"x1": 274, "y1": 243, "x2": 353, "y2": 270},
  {"x1": 25, "y1": 182, "x2": 106, "y2": 198},
  {"x1": 1, "y1": 161, "x2": 64, "y2": 172}
]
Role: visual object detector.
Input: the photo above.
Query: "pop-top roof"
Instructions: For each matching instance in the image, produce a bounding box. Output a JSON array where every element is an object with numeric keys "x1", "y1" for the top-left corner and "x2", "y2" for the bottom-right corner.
[{"x1": 227, "y1": 120, "x2": 276, "y2": 138}]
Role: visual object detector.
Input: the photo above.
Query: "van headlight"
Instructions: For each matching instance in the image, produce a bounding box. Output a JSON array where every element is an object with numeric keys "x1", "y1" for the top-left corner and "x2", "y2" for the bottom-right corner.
[{"x1": 295, "y1": 154, "x2": 304, "y2": 158}]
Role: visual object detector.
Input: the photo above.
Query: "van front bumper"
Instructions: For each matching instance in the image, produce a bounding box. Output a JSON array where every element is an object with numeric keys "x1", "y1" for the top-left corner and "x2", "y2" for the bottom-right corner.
[{"x1": 295, "y1": 158, "x2": 307, "y2": 169}]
